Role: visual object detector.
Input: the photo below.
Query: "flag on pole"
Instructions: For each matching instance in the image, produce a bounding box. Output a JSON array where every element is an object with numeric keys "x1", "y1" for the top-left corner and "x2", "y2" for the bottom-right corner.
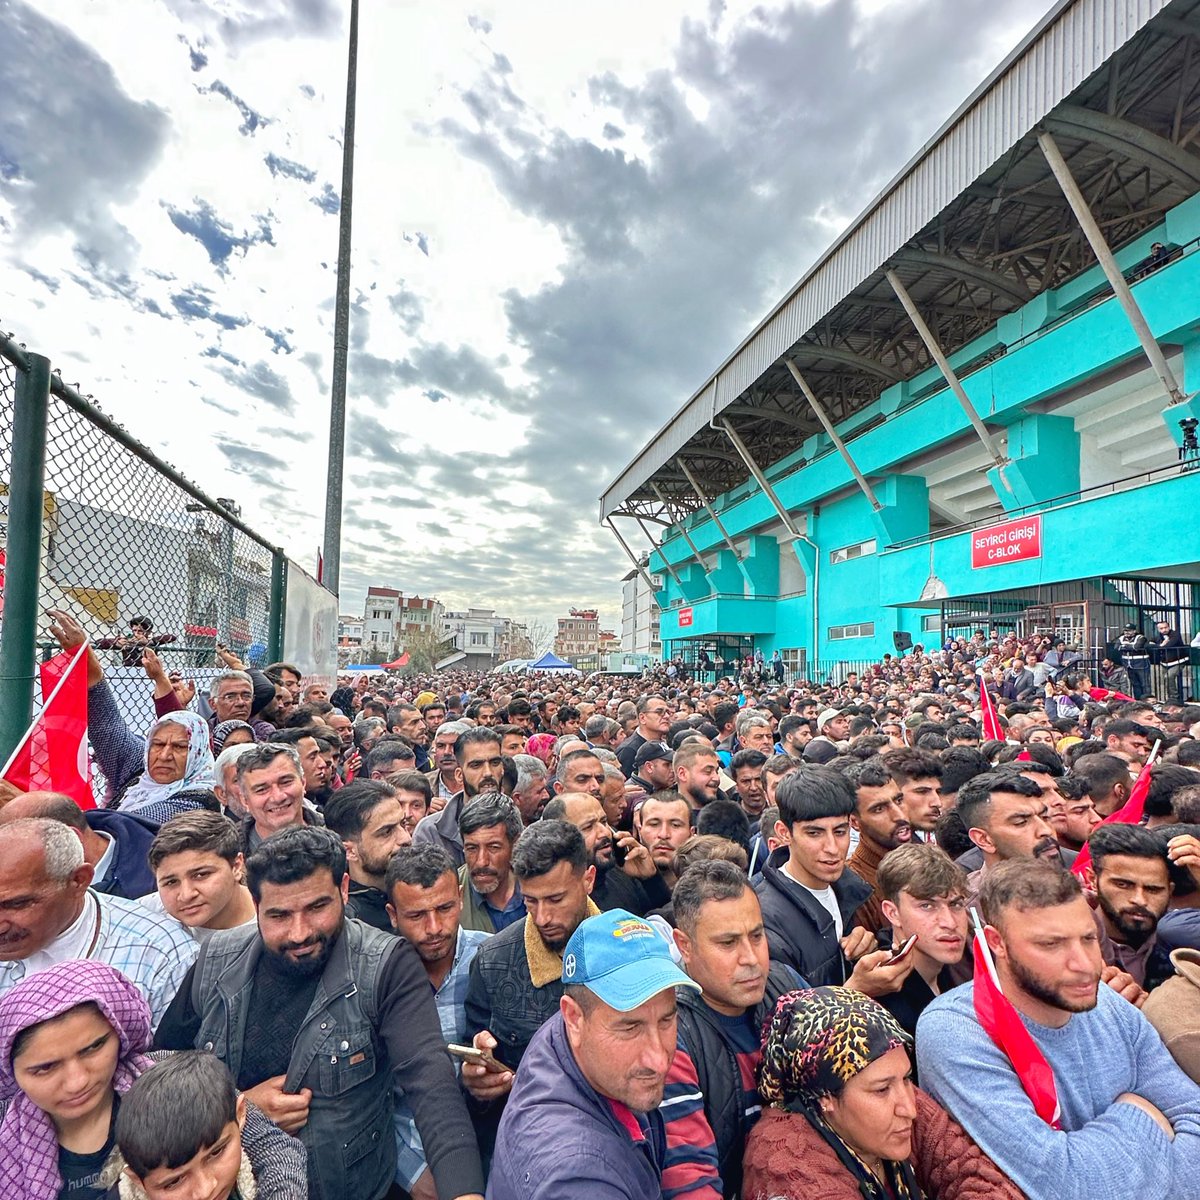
[
  {"x1": 316, "y1": 547, "x2": 324, "y2": 586},
  {"x1": 1, "y1": 643, "x2": 93, "y2": 809},
  {"x1": 977, "y1": 673, "x2": 1004, "y2": 742},
  {"x1": 971, "y1": 910, "x2": 1061, "y2": 1128},
  {"x1": 1072, "y1": 740, "x2": 1161, "y2": 878}
]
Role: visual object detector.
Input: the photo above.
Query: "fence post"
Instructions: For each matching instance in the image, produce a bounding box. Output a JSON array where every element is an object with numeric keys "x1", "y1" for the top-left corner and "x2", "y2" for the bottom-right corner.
[
  {"x1": 268, "y1": 551, "x2": 287, "y2": 663},
  {"x1": 0, "y1": 353, "x2": 52, "y2": 764}
]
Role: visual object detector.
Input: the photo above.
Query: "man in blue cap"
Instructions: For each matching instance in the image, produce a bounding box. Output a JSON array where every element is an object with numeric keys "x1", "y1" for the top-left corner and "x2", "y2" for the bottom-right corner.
[{"x1": 487, "y1": 908, "x2": 709, "y2": 1200}]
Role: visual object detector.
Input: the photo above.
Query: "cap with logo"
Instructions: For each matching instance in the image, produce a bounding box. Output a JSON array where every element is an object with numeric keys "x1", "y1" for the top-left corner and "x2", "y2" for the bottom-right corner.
[
  {"x1": 561, "y1": 909, "x2": 698, "y2": 1012},
  {"x1": 816, "y1": 708, "x2": 844, "y2": 732},
  {"x1": 634, "y1": 742, "x2": 673, "y2": 769}
]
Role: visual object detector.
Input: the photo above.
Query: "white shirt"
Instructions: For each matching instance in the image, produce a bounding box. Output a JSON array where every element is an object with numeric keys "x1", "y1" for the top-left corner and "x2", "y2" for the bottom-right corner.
[
  {"x1": 781, "y1": 862, "x2": 844, "y2": 939},
  {"x1": 92, "y1": 831, "x2": 116, "y2": 886}
]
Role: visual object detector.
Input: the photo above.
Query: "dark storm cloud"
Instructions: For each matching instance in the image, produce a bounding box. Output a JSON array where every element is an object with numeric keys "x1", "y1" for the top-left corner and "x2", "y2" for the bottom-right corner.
[
  {"x1": 0, "y1": 2, "x2": 169, "y2": 267},
  {"x1": 425, "y1": 0, "x2": 1050, "y2": 604}
]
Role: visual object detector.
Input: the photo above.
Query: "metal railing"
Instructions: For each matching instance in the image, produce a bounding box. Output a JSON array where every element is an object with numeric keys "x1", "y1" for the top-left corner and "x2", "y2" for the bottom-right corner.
[{"x1": 0, "y1": 327, "x2": 287, "y2": 768}]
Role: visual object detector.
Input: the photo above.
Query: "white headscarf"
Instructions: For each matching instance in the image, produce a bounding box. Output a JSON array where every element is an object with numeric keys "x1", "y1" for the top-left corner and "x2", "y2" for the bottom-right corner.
[{"x1": 118, "y1": 710, "x2": 217, "y2": 813}]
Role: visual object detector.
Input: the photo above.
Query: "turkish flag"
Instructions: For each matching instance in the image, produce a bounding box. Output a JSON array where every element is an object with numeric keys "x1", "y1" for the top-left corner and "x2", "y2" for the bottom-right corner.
[
  {"x1": 1072, "y1": 749, "x2": 1158, "y2": 878},
  {"x1": 972, "y1": 932, "x2": 1061, "y2": 1128},
  {"x1": 977, "y1": 673, "x2": 1004, "y2": 742},
  {"x1": 1, "y1": 644, "x2": 94, "y2": 809}
]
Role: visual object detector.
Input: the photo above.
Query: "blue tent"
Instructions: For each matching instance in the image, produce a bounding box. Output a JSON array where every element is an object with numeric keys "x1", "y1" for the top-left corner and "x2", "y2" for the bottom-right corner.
[{"x1": 528, "y1": 651, "x2": 577, "y2": 672}]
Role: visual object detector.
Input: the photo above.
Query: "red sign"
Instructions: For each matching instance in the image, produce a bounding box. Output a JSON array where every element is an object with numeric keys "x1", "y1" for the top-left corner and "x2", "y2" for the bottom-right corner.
[
  {"x1": 970, "y1": 516, "x2": 1042, "y2": 569},
  {"x1": 677, "y1": 606, "x2": 693, "y2": 627}
]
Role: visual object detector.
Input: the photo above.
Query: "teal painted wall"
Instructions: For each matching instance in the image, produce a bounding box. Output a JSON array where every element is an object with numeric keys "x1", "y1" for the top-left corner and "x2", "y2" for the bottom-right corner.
[{"x1": 648, "y1": 196, "x2": 1200, "y2": 663}]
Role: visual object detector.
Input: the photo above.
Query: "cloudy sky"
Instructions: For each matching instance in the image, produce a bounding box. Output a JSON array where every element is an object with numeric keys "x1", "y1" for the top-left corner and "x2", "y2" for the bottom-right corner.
[{"x1": 0, "y1": 0, "x2": 1052, "y2": 633}]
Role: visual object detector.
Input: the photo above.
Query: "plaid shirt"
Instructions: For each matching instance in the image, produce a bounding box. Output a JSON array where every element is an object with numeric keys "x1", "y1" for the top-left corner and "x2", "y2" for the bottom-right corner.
[
  {"x1": 393, "y1": 926, "x2": 490, "y2": 1187},
  {"x1": 0, "y1": 890, "x2": 197, "y2": 1031}
]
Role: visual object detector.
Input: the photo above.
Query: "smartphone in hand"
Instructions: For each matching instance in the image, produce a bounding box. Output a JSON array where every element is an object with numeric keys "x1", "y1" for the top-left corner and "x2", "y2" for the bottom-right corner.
[
  {"x1": 447, "y1": 1043, "x2": 506, "y2": 1072},
  {"x1": 883, "y1": 934, "x2": 918, "y2": 967}
]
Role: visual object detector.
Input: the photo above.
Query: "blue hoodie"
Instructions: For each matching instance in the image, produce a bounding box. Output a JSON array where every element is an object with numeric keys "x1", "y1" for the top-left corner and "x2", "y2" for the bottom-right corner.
[
  {"x1": 85, "y1": 808, "x2": 159, "y2": 899},
  {"x1": 488, "y1": 1012, "x2": 666, "y2": 1200}
]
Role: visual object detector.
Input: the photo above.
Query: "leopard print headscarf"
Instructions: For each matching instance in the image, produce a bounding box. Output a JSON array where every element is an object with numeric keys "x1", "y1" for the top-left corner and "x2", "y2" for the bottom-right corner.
[{"x1": 758, "y1": 986, "x2": 910, "y2": 1109}]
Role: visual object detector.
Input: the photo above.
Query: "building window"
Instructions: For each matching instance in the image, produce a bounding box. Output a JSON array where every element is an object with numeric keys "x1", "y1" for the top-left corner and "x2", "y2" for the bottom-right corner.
[
  {"x1": 470, "y1": 632, "x2": 489, "y2": 646},
  {"x1": 828, "y1": 622, "x2": 875, "y2": 640},
  {"x1": 829, "y1": 539, "x2": 877, "y2": 564}
]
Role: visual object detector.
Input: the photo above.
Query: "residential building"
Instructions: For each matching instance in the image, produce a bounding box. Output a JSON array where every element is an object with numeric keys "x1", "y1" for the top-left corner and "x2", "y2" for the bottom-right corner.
[
  {"x1": 621, "y1": 564, "x2": 663, "y2": 658},
  {"x1": 441, "y1": 608, "x2": 528, "y2": 671},
  {"x1": 361, "y1": 587, "x2": 445, "y2": 656},
  {"x1": 337, "y1": 615, "x2": 363, "y2": 664},
  {"x1": 602, "y1": 4, "x2": 1200, "y2": 681},
  {"x1": 554, "y1": 608, "x2": 600, "y2": 665}
]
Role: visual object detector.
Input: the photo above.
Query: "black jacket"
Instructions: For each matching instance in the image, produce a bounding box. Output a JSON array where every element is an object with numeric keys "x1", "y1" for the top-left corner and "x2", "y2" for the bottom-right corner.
[
  {"x1": 752, "y1": 847, "x2": 872, "y2": 985},
  {"x1": 591, "y1": 865, "x2": 671, "y2": 916},
  {"x1": 675, "y1": 962, "x2": 798, "y2": 1198},
  {"x1": 346, "y1": 881, "x2": 394, "y2": 932}
]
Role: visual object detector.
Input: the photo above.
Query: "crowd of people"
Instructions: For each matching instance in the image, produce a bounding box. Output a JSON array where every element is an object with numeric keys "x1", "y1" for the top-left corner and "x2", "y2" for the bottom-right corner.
[{"x1": 3, "y1": 609, "x2": 1200, "y2": 1199}]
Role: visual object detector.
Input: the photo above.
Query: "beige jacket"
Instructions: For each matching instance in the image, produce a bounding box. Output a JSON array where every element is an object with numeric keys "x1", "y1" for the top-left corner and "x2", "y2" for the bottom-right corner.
[{"x1": 1141, "y1": 947, "x2": 1200, "y2": 1083}]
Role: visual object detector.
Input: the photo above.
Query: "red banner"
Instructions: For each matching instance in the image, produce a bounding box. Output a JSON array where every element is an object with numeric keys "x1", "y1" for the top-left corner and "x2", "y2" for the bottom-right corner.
[
  {"x1": 970, "y1": 516, "x2": 1042, "y2": 569},
  {"x1": 677, "y1": 606, "x2": 693, "y2": 628}
]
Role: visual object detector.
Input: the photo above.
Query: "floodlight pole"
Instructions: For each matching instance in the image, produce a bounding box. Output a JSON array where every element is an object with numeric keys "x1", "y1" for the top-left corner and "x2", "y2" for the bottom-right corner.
[{"x1": 322, "y1": 0, "x2": 360, "y2": 598}]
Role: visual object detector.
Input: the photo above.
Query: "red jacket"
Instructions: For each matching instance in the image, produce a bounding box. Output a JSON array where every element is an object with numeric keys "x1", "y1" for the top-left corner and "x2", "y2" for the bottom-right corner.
[{"x1": 742, "y1": 1087, "x2": 1025, "y2": 1200}]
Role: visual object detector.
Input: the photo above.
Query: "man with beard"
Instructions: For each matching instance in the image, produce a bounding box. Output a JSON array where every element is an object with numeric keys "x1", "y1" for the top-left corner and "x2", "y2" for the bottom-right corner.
[
  {"x1": 730, "y1": 749, "x2": 768, "y2": 818},
  {"x1": 957, "y1": 771, "x2": 1064, "y2": 904},
  {"x1": 635, "y1": 791, "x2": 694, "y2": 890},
  {"x1": 154, "y1": 826, "x2": 485, "y2": 1200},
  {"x1": 673, "y1": 741, "x2": 723, "y2": 811},
  {"x1": 412, "y1": 727, "x2": 504, "y2": 867},
  {"x1": 542, "y1": 791, "x2": 668, "y2": 916},
  {"x1": 387, "y1": 843, "x2": 491, "y2": 1200},
  {"x1": 458, "y1": 794, "x2": 525, "y2": 933},
  {"x1": 489, "y1": 908, "x2": 700, "y2": 1200},
  {"x1": 845, "y1": 756, "x2": 913, "y2": 935},
  {"x1": 918, "y1": 860, "x2": 1200, "y2": 1200},
  {"x1": 324, "y1": 779, "x2": 414, "y2": 931},
  {"x1": 462, "y1": 821, "x2": 600, "y2": 1118},
  {"x1": 1088, "y1": 823, "x2": 1174, "y2": 992}
]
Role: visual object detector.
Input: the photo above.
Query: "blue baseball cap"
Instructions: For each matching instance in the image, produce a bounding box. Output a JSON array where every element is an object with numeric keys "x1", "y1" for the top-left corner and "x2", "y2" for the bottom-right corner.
[{"x1": 561, "y1": 909, "x2": 699, "y2": 1011}]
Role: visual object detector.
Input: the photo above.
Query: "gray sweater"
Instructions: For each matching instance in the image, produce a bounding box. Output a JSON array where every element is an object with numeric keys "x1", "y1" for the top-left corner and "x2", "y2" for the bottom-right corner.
[{"x1": 917, "y1": 979, "x2": 1200, "y2": 1199}]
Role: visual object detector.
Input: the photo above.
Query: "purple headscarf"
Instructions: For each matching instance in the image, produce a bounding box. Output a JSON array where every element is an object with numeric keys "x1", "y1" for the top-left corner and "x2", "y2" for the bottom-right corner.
[{"x1": 0, "y1": 960, "x2": 154, "y2": 1200}]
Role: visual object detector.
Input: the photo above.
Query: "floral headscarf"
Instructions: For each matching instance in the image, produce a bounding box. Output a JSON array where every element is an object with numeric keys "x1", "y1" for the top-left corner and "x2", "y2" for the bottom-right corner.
[
  {"x1": 758, "y1": 987, "x2": 921, "y2": 1200},
  {"x1": 118, "y1": 710, "x2": 217, "y2": 814},
  {"x1": 0, "y1": 961, "x2": 154, "y2": 1200},
  {"x1": 526, "y1": 733, "x2": 557, "y2": 765}
]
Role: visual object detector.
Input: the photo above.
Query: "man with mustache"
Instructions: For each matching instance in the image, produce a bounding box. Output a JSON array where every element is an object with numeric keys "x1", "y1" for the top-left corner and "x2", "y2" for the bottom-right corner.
[
  {"x1": 635, "y1": 791, "x2": 694, "y2": 890},
  {"x1": 1088, "y1": 823, "x2": 1174, "y2": 992},
  {"x1": 918, "y1": 860, "x2": 1200, "y2": 1200},
  {"x1": 845, "y1": 755, "x2": 913, "y2": 935},
  {"x1": 155, "y1": 826, "x2": 485, "y2": 1200},
  {"x1": 413, "y1": 728, "x2": 504, "y2": 867},
  {"x1": 958, "y1": 770, "x2": 1065, "y2": 907},
  {"x1": 458, "y1": 794, "x2": 525, "y2": 933}
]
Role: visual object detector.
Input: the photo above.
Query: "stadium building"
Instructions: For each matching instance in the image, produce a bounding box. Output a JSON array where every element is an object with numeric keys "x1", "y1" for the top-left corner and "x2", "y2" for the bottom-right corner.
[{"x1": 601, "y1": 0, "x2": 1200, "y2": 679}]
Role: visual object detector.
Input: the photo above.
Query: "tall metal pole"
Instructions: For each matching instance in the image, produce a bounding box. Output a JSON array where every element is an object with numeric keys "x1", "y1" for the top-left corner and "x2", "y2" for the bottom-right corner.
[
  {"x1": 1037, "y1": 129, "x2": 1188, "y2": 406},
  {"x1": 0, "y1": 353, "x2": 51, "y2": 764},
  {"x1": 323, "y1": 0, "x2": 360, "y2": 598}
]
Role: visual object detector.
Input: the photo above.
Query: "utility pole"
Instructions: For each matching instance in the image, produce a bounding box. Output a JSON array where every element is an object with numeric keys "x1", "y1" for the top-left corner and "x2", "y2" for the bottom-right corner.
[{"x1": 322, "y1": 0, "x2": 359, "y2": 598}]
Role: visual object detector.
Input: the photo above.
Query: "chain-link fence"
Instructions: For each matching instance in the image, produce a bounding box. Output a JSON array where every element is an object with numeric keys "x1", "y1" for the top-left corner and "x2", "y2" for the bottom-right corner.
[{"x1": 0, "y1": 330, "x2": 287, "y2": 802}]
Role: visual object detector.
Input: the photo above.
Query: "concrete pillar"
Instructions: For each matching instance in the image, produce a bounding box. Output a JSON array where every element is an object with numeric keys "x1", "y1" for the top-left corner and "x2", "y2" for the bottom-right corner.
[{"x1": 987, "y1": 413, "x2": 1080, "y2": 510}]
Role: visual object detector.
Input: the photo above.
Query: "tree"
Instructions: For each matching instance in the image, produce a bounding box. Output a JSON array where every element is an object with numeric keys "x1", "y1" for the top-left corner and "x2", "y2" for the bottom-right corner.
[
  {"x1": 523, "y1": 618, "x2": 555, "y2": 658},
  {"x1": 402, "y1": 624, "x2": 455, "y2": 674}
]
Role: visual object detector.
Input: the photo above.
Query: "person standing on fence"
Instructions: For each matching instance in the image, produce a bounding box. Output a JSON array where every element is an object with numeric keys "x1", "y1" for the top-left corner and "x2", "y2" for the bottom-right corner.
[{"x1": 95, "y1": 616, "x2": 176, "y2": 668}]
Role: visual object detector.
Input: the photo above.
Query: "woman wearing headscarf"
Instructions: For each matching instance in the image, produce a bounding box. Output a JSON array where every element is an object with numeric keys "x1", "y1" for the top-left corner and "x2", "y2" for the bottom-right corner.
[
  {"x1": 114, "y1": 711, "x2": 218, "y2": 825},
  {"x1": 742, "y1": 987, "x2": 1024, "y2": 1200},
  {"x1": 212, "y1": 719, "x2": 256, "y2": 755},
  {"x1": 0, "y1": 961, "x2": 306, "y2": 1200}
]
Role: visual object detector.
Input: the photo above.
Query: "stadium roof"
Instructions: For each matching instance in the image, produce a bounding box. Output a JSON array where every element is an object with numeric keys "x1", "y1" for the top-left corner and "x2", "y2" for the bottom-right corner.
[{"x1": 600, "y1": 0, "x2": 1200, "y2": 525}]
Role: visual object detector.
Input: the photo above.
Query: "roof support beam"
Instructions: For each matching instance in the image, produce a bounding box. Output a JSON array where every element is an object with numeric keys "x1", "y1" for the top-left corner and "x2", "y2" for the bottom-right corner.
[
  {"x1": 650, "y1": 482, "x2": 709, "y2": 570},
  {"x1": 785, "y1": 360, "x2": 882, "y2": 512},
  {"x1": 885, "y1": 269, "x2": 1009, "y2": 470},
  {"x1": 716, "y1": 419, "x2": 804, "y2": 540},
  {"x1": 1037, "y1": 128, "x2": 1188, "y2": 406},
  {"x1": 635, "y1": 516, "x2": 683, "y2": 589},
  {"x1": 677, "y1": 457, "x2": 742, "y2": 560},
  {"x1": 791, "y1": 343, "x2": 904, "y2": 383},
  {"x1": 605, "y1": 518, "x2": 660, "y2": 597},
  {"x1": 894, "y1": 247, "x2": 1031, "y2": 306},
  {"x1": 1044, "y1": 104, "x2": 1200, "y2": 191}
]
